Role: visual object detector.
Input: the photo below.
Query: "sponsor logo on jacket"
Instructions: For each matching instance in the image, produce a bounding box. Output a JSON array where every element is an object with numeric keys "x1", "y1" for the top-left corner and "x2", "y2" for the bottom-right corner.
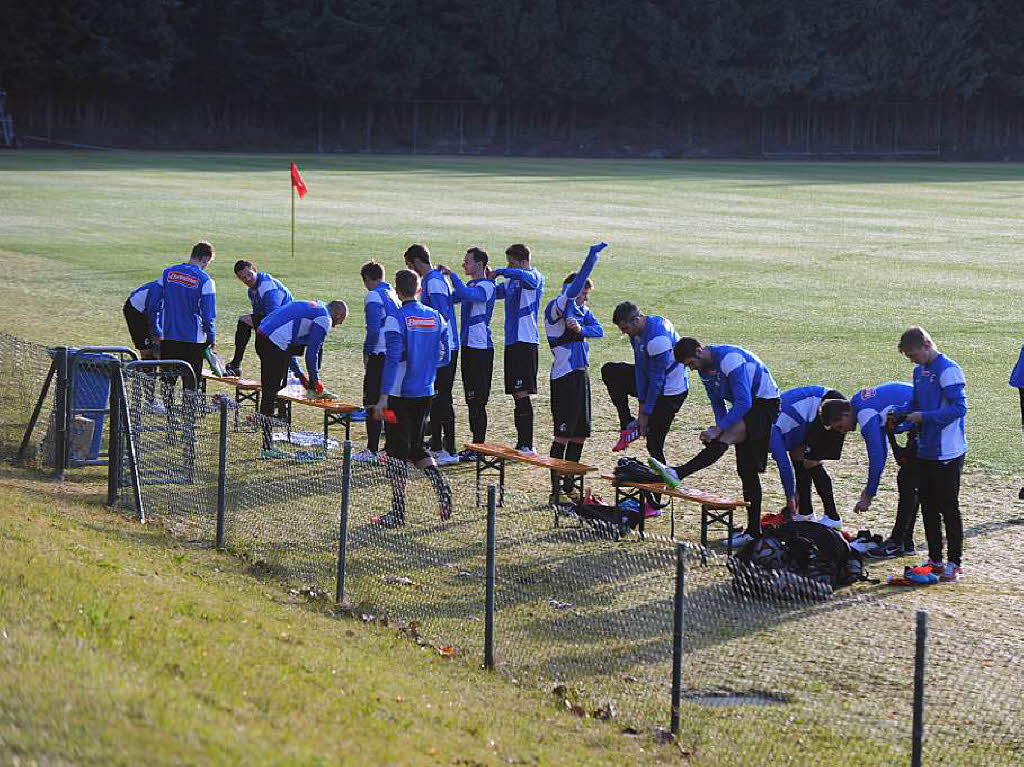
[
  {"x1": 167, "y1": 271, "x2": 200, "y2": 289},
  {"x1": 407, "y1": 316, "x2": 438, "y2": 331}
]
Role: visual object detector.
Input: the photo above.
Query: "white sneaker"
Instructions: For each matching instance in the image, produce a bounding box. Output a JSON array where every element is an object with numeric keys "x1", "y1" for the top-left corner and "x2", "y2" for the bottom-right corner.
[
  {"x1": 352, "y1": 449, "x2": 378, "y2": 462},
  {"x1": 791, "y1": 512, "x2": 815, "y2": 523},
  {"x1": 819, "y1": 516, "x2": 844, "y2": 530},
  {"x1": 435, "y1": 450, "x2": 460, "y2": 466},
  {"x1": 144, "y1": 400, "x2": 167, "y2": 416},
  {"x1": 515, "y1": 447, "x2": 539, "y2": 457},
  {"x1": 728, "y1": 531, "x2": 754, "y2": 548}
]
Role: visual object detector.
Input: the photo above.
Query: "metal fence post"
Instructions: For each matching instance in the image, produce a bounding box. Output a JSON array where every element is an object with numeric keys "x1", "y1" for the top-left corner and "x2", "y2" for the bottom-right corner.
[
  {"x1": 912, "y1": 609, "x2": 928, "y2": 767},
  {"x1": 484, "y1": 484, "x2": 497, "y2": 671},
  {"x1": 215, "y1": 398, "x2": 228, "y2": 548},
  {"x1": 116, "y1": 367, "x2": 145, "y2": 523},
  {"x1": 106, "y1": 363, "x2": 123, "y2": 506},
  {"x1": 335, "y1": 440, "x2": 352, "y2": 605},
  {"x1": 670, "y1": 541, "x2": 686, "y2": 736},
  {"x1": 53, "y1": 346, "x2": 69, "y2": 480}
]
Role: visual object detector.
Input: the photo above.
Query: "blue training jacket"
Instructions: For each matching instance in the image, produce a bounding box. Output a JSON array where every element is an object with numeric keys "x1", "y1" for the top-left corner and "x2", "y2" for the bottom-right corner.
[
  {"x1": 152, "y1": 263, "x2": 216, "y2": 344},
  {"x1": 1011, "y1": 344, "x2": 1024, "y2": 388},
  {"x1": 545, "y1": 247, "x2": 603, "y2": 380},
  {"x1": 901, "y1": 353, "x2": 967, "y2": 461},
  {"x1": 248, "y1": 272, "x2": 293, "y2": 317},
  {"x1": 769, "y1": 385, "x2": 832, "y2": 499},
  {"x1": 448, "y1": 273, "x2": 497, "y2": 350},
  {"x1": 363, "y1": 282, "x2": 400, "y2": 356},
  {"x1": 382, "y1": 299, "x2": 451, "y2": 398},
  {"x1": 850, "y1": 381, "x2": 914, "y2": 496},
  {"x1": 699, "y1": 344, "x2": 780, "y2": 431},
  {"x1": 494, "y1": 266, "x2": 545, "y2": 345},
  {"x1": 632, "y1": 316, "x2": 689, "y2": 415},
  {"x1": 128, "y1": 280, "x2": 162, "y2": 330},
  {"x1": 259, "y1": 300, "x2": 332, "y2": 385},
  {"x1": 422, "y1": 269, "x2": 459, "y2": 357}
]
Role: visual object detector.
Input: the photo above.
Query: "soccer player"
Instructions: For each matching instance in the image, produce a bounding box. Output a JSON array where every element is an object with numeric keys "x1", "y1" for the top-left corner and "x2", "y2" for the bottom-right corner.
[
  {"x1": 893, "y1": 327, "x2": 967, "y2": 581},
  {"x1": 648, "y1": 338, "x2": 780, "y2": 547},
  {"x1": 356, "y1": 260, "x2": 400, "y2": 462},
  {"x1": 151, "y1": 241, "x2": 217, "y2": 391},
  {"x1": 123, "y1": 278, "x2": 162, "y2": 409},
  {"x1": 544, "y1": 242, "x2": 606, "y2": 502},
  {"x1": 768, "y1": 385, "x2": 848, "y2": 528},
  {"x1": 438, "y1": 247, "x2": 497, "y2": 455},
  {"x1": 372, "y1": 269, "x2": 453, "y2": 527},
  {"x1": 823, "y1": 382, "x2": 921, "y2": 558},
  {"x1": 224, "y1": 260, "x2": 295, "y2": 378},
  {"x1": 601, "y1": 303, "x2": 688, "y2": 465},
  {"x1": 492, "y1": 244, "x2": 546, "y2": 455},
  {"x1": 404, "y1": 244, "x2": 459, "y2": 465},
  {"x1": 255, "y1": 299, "x2": 348, "y2": 457},
  {"x1": 1010, "y1": 344, "x2": 1024, "y2": 498}
]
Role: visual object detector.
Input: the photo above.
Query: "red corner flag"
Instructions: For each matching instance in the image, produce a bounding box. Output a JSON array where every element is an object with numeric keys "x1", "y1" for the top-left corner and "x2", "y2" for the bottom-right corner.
[{"x1": 290, "y1": 162, "x2": 307, "y2": 198}]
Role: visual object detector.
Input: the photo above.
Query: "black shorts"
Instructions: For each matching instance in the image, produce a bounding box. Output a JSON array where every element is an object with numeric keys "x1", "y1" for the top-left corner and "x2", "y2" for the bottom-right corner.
[
  {"x1": 461, "y1": 347, "x2": 494, "y2": 403},
  {"x1": 363, "y1": 353, "x2": 385, "y2": 406},
  {"x1": 384, "y1": 395, "x2": 432, "y2": 463},
  {"x1": 123, "y1": 301, "x2": 154, "y2": 352},
  {"x1": 551, "y1": 370, "x2": 591, "y2": 439},
  {"x1": 504, "y1": 342, "x2": 538, "y2": 395},
  {"x1": 735, "y1": 397, "x2": 781, "y2": 474}
]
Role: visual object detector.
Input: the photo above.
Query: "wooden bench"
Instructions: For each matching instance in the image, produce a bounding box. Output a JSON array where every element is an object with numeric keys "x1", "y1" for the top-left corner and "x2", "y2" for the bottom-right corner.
[
  {"x1": 201, "y1": 371, "x2": 262, "y2": 426},
  {"x1": 464, "y1": 442, "x2": 597, "y2": 522},
  {"x1": 601, "y1": 473, "x2": 748, "y2": 559},
  {"x1": 275, "y1": 385, "x2": 362, "y2": 444}
]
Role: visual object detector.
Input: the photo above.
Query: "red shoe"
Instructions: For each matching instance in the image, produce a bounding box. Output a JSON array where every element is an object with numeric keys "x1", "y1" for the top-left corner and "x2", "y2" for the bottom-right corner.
[
  {"x1": 612, "y1": 422, "x2": 640, "y2": 452},
  {"x1": 643, "y1": 501, "x2": 662, "y2": 519}
]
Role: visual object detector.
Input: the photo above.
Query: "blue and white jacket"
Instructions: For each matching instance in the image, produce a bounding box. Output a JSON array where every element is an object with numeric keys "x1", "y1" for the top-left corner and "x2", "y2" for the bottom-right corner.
[
  {"x1": 698, "y1": 344, "x2": 779, "y2": 431},
  {"x1": 902, "y1": 354, "x2": 967, "y2": 461},
  {"x1": 1010, "y1": 344, "x2": 1024, "y2": 388},
  {"x1": 422, "y1": 269, "x2": 459, "y2": 358},
  {"x1": 448, "y1": 273, "x2": 497, "y2": 350},
  {"x1": 850, "y1": 382, "x2": 914, "y2": 496},
  {"x1": 382, "y1": 300, "x2": 451, "y2": 398},
  {"x1": 494, "y1": 266, "x2": 545, "y2": 345},
  {"x1": 633, "y1": 316, "x2": 689, "y2": 415},
  {"x1": 128, "y1": 280, "x2": 162, "y2": 329},
  {"x1": 248, "y1": 272, "x2": 293, "y2": 317},
  {"x1": 769, "y1": 385, "x2": 832, "y2": 499},
  {"x1": 363, "y1": 282, "x2": 400, "y2": 356},
  {"x1": 258, "y1": 300, "x2": 332, "y2": 385},
  {"x1": 544, "y1": 248, "x2": 603, "y2": 380},
  {"x1": 153, "y1": 263, "x2": 216, "y2": 344}
]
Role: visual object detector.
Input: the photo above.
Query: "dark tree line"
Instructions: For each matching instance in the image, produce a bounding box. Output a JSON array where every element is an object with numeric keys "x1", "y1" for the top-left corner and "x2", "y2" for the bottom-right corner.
[{"x1": 4, "y1": 0, "x2": 1024, "y2": 155}]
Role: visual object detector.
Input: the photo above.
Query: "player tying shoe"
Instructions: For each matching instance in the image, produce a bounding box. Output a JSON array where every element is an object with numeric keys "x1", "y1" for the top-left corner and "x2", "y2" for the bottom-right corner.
[
  {"x1": 439, "y1": 247, "x2": 497, "y2": 457},
  {"x1": 823, "y1": 382, "x2": 921, "y2": 558},
  {"x1": 492, "y1": 244, "x2": 545, "y2": 455},
  {"x1": 372, "y1": 269, "x2": 454, "y2": 527},
  {"x1": 601, "y1": 303, "x2": 688, "y2": 463},
  {"x1": 648, "y1": 338, "x2": 780, "y2": 547},
  {"x1": 123, "y1": 278, "x2": 163, "y2": 411},
  {"x1": 224, "y1": 260, "x2": 297, "y2": 379},
  {"x1": 355, "y1": 260, "x2": 400, "y2": 462},
  {"x1": 544, "y1": 242, "x2": 606, "y2": 504},
  {"x1": 255, "y1": 299, "x2": 348, "y2": 458},
  {"x1": 768, "y1": 385, "x2": 848, "y2": 529},
  {"x1": 404, "y1": 244, "x2": 459, "y2": 466}
]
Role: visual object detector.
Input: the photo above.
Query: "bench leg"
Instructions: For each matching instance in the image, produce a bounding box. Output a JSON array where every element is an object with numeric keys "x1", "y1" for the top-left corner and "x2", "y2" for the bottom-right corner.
[
  {"x1": 475, "y1": 455, "x2": 505, "y2": 508},
  {"x1": 700, "y1": 505, "x2": 709, "y2": 565}
]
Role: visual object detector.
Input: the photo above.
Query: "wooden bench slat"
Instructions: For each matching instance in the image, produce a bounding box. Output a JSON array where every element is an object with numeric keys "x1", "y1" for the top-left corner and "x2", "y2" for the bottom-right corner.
[
  {"x1": 276, "y1": 385, "x2": 360, "y2": 414},
  {"x1": 465, "y1": 442, "x2": 596, "y2": 475},
  {"x1": 600, "y1": 473, "x2": 747, "y2": 509},
  {"x1": 202, "y1": 371, "x2": 261, "y2": 389}
]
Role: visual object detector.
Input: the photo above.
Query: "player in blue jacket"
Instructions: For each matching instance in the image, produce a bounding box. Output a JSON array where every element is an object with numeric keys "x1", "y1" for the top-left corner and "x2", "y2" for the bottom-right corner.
[
  {"x1": 225, "y1": 260, "x2": 295, "y2": 378},
  {"x1": 439, "y1": 247, "x2": 497, "y2": 453},
  {"x1": 824, "y1": 382, "x2": 921, "y2": 558},
  {"x1": 1010, "y1": 341, "x2": 1024, "y2": 498},
  {"x1": 602, "y1": 303, "x2": 689, "y2": 465},
  {"x1": 492, "y1": 243, "x2": 545, "y2": 455},
  {"x1": 123, "y1": 279, "x2": 163, "y2": 408},
  {"x1": 151, "y1": 241, "x2": 217, "y2": 391},
  {"x1": 255, "y1": 299, "x2": 348, "y2": 456},
  {"x1": 543, "y1": 242, "x2": 606, "y2": 502},
  {"x1": 768, "y1": 385, "x2": 847, "y2": 528},
  {"x1": 355, "y1": 260, "x2": 400, "y2": 462},
  {"x1": 372, "y1": 269, "x2": 453, "y2": 528},
  {"x1": 648, "y1": 338, "x2": 780, "y2": 547},
  {"x1": 894, "y1": 327, "x2": 967, "y2": 581},
  {"x1": 404, "y1": 244, "x2": 459, "y2": 465}
]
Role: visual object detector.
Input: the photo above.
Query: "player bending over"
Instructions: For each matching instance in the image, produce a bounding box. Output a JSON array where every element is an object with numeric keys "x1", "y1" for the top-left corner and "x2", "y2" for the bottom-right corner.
[
  {"x1": 224, "y1": 260, "x2": 297, "y2": 379},
  {"x1": 123, "y1": 278, "x2": 163, "y2": 410}
]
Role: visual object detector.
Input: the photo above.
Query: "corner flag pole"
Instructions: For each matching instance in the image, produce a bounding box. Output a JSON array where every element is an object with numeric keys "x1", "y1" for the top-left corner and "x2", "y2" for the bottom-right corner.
[{"x1": 291, "y1": 184, "x2": 296, "y2": 258}]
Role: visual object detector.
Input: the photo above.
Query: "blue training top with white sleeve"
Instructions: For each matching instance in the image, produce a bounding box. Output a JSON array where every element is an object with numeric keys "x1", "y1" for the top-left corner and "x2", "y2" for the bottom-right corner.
[
  {"x1": 850, "y1": 381, "x2": 914, "y2": 496},
  {"x1": 363, "y1": 282, "x2": 400, "y2": 356},
  {"x1": 248, "y1": 272, "x2": 293, "y2": 317},
  {"x1": 494, "y1": 266, "x2": 545, "y2": 345},
  {"x1": 1010, "y1": 344, "x2": 1024, "y2": 388},
  {"x1": 422, "y1": 269, "x2": 459, "y2": 358},
  {"x1": 152, "y1": 263, "x2": 216, "y2": 344},
  {"x1": 905, "y1": 354, "x2": 967, "y2": 461},
  {"x1": 632, "y1": 315, "x2": 688, "y2": 415},
  {"x1": 448, "y1": 273, "x2": 497, "y2": 350},
  {"x1": 258, "y1": 300, "x2": 332, "y2": 385},
  {"x1": 699, "y1": 344, "x2": 780, "y2": 430},
  {"x1": 128, "y1": 280, "x2": 162, "y2": 330},
  {"x1": 381, "y1": 300, "x2": 451, "y2": 398},
  {"x1": 545, "y1": 245, "x2": 604, "y2": 380},
  {"x1": 769, "y1": 385, "x2": 832, "y2": 499}
]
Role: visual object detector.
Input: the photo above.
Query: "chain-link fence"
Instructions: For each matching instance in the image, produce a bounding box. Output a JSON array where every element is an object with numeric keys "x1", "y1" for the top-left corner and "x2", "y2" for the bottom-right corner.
[{"x1": 2, "y1": 331, "x2": 1024, "y2": 764}]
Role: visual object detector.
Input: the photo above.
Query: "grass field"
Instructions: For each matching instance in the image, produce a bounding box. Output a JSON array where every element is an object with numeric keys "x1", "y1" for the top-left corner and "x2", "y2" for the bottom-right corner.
[{"x1": 2, "y1": 151, "x2": 1024, "y2": 764}]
